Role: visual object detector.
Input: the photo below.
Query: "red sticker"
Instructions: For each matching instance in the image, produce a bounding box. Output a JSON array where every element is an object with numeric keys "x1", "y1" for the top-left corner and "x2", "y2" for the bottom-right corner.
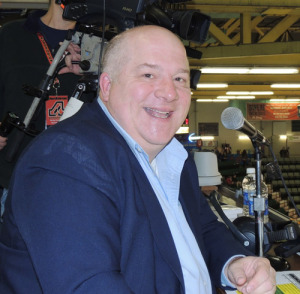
[{"x1": 46, "y1": 95, "x2": 68, "y2": 126}]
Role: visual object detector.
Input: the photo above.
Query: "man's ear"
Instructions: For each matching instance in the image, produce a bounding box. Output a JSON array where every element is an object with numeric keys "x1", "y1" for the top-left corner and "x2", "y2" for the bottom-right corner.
[{"x1": 99, "y1": 73, "x2": 111, "y2": 102}]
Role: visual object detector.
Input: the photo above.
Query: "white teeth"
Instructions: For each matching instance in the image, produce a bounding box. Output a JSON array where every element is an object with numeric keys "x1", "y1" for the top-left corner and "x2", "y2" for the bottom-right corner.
[{"x1": 145, "y1": 107, "x2": 170, "y2": 118}]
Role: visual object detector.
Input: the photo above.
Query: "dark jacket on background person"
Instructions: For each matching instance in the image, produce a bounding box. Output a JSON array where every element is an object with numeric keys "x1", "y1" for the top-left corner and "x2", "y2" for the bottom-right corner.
[
  {"x1": 0, "y1": 100, "x2": 251, "y2": 294},
  {"x1": 0, "y1": 10, "x2": 93, "y2": 189}
]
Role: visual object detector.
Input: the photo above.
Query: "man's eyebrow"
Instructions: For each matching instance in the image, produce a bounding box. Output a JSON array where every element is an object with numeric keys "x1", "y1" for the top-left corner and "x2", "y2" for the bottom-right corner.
[
  {"x1": 137, "y1": 63, "x2": 190, "y2": 74},
  {"x1": 178, "y1": 69, "x2": 190, "y2": 75},
  {"x1": 137, "y1": 63, "x2": 160, "y2": 70}
]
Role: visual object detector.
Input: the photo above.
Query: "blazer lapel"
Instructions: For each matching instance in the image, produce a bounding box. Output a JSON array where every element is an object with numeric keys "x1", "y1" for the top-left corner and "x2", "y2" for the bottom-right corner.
[
  {"x1": 88, "y1": 101, "x2": 185, "y2": 288},
  {"x1": 131, "y1": 159, "x2": 185, "y2": 287}
]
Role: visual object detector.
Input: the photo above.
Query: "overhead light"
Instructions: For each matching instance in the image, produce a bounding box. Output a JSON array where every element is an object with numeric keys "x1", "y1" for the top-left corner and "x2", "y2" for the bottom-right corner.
[
  {"x1": 213, "y1": 99, "x2": 228, "y2": 102},
  {"x1": 271, "y1": 83, "x2": 300, "y2": 88},
  {"x1": 239, "y1": 135, "x2": 250, "y2": 140},
  {"x1": 249, "y1": 68, "x2": 298, "y2": 74},
  {"x1": 201, "y1": 67, "x2": 249, "y2": 74},
  {"x1": 270, "y1": 98, "x2": 300, "y2": 102},
  {"x1": 200, "y1": 136, "x2": 215, "y2": 140},
  {"x1": 217, "y1": 96, "x2": 235, "y2": 99},
  {"x1": 196, "y1": 99, "x2": 229, "y2": 102},
  {"x1": 196, "y1": 83, "x2": 228, "y2": 88},
  {"x1": 226, "y1": 91, "x2": 274, "y2": 95},
  {"x1": 190, "y1": 135, "x2": 215, "y2": 140},
  {"x1": 196, "y1": 99, "x2": 213, "y2": 102},
  {"x1": 188, "y1": 134, "x2": 215, "y2": 142},
  {"x1": 176, "y1": 126, "x2": 189, "y2": 134},
  {"x1": 200, "y1": 67, "x2": 299, "y2": 74},
  {"x1": 217, "y1": 95, "x2": 255, "y2": 99}
]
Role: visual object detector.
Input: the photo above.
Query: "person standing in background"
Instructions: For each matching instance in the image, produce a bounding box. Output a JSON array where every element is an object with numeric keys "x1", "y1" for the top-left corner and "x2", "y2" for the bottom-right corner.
[{"x1": 0, "y1": 0, "x2": 94, "y2": 220}]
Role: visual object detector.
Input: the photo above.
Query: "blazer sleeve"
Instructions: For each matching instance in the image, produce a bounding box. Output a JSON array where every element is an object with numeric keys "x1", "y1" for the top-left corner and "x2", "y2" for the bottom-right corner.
[{"x1": 10, "y1": 132, "x2": 135, "y2": 294}]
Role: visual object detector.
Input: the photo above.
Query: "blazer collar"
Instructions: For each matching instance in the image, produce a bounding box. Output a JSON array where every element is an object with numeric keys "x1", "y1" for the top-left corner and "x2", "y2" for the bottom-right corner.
[{"x1": 86, "y1": 100, "x2": 185, "y2": 288}]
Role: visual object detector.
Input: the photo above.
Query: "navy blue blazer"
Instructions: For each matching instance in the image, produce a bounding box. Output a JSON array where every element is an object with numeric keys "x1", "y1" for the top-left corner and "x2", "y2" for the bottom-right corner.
[{"x1": 0, "y1": 100, "x2": 249, "y2": 293}]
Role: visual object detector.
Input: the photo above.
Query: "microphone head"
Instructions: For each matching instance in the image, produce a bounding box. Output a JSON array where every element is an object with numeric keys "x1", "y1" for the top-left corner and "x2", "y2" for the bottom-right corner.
[{"x1": 221, "y1": 107, "x2": 244, "y2": 130}]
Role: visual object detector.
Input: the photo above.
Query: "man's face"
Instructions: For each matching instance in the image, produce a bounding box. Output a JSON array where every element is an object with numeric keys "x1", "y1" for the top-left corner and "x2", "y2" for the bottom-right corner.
[{"x1": 101, "y1": 28, "x2": 191, "y2": 160}]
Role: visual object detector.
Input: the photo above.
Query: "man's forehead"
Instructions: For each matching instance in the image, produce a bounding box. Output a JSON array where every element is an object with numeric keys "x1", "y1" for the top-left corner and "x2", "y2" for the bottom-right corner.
[{"x1": 135, "y1": 62, "x2": 190, "y2": 74}]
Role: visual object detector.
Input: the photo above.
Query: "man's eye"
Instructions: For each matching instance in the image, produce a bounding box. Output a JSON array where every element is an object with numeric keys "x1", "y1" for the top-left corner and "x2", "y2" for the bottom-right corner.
[
  {"x1": 175, "y1": 77, "x2": 187, "y2": 83},
  {"x1": 175, "y1": 77, "x2": 187, "y2": 84},
  {"x1": 144, "y1": 73, "x2": 153, "y2": 78}
]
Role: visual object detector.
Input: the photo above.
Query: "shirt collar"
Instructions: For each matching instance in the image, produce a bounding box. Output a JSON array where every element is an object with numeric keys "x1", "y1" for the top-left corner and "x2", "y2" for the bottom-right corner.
[{"x1": 97, "y1": 98, "x2": 187, "y2": 165}]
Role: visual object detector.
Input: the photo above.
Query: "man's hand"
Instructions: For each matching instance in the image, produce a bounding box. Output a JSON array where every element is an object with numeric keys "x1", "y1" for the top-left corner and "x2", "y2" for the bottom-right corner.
[
  {"x1": 226, "y1": 256, "x2": 276, "y2": 294},
  {"x1": 58, "y1": 42, "x2": 82, "y2": 75},
  {"x1": 0, "y1": 135, "x2": 7, "y2": 150}
]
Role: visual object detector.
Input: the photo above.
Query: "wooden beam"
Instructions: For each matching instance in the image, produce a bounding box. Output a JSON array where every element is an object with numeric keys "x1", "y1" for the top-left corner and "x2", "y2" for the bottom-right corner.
[
  {"x1": 225, "y1": 19, "x2": 240, "y2": 36},
  {"x1": 241, "y1": 13, "x2": 252, "y2": 44},
  {"x1": 188, "y1": 0, "x2": 300, "y2": 7},
  {"x1": 192, "y1": 41, "x2": 300, "y2": 60},
  {"x1": 258, "y1": 15, "x2": 300, "y2": 43},
  {"x1": 260, "y1": 8, "x2": 300, "y2": 15},
  {"x1": 252, "y1": 16, "x2": 265, "y2": 36},
  {"x1": 221, "y1": 19, "x2": 236, "y2": 31},
  {"x1": 208, "y1": 22, "x2": 235, "y2": 45}
]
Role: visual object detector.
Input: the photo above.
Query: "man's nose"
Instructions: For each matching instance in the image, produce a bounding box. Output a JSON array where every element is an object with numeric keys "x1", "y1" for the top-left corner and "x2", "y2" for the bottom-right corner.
[{"x1": 154, "y1": 78, "x2": 178, "y2": 102}]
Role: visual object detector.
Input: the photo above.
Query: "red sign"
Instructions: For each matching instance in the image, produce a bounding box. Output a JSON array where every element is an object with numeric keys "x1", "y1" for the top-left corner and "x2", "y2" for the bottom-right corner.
[
  {"x1": 46, "y1": 95, "x2": 68, "y2": 126},
  {"x1": 247, "y1": 103, "x2": 300, "y2": 120}
]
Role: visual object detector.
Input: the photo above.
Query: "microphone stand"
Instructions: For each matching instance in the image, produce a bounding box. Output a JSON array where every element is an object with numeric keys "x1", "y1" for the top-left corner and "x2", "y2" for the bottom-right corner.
[{"x1": 252, "y1": 141, "x2": 265, "y2": 257}]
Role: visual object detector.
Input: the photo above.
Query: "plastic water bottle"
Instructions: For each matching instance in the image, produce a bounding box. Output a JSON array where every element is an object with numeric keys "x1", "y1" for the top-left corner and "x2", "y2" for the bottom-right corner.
[
  {"x1": 242, "y1": 168, "x2": 269, "y2": 223},
  {"x1": 242, "y1": 168, "x2": 256, "y2": 217}
]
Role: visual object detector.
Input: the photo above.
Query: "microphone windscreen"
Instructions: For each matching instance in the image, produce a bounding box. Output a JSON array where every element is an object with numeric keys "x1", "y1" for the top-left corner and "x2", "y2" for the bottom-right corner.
[{"x1": 221, "y1": 107, "x2": 244, "y2": 130}]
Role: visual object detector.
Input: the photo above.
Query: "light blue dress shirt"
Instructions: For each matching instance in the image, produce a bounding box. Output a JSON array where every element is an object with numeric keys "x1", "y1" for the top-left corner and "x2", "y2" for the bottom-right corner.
[{"x1": 97, "y1": 98, "x2": 237, "y2": 293}]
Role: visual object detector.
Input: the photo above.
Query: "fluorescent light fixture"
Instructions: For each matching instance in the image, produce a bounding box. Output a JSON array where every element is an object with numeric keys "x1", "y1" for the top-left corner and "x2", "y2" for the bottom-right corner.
[
  {"x1": 213, "y1": 99, "x2": 228, "y2": 102},
  {"x1": 196, "y1": 83, "x2": 228, "y2": 88},
  {"x1": 239, "y1": 135, "x2": 250, "y2": 140},
  {"x1": 271, "y1": 83, "x2": 300, "y2": 88},
  {"x1": 191, "y1": 136, "x2": 215, "y2": 140},
  {"x1": 235, "y1": 96, "x2": 255, "y2": 99},
  {"x1": 201, "y1": 67, "x2": 249, "y2": 74},
  {"x1": 176, "y1": 126, "x2": 189, "y2": 134},
  {"x1": 217, "y1": 95, "x2": 255, "y2": 99},
  {"x1": 217, "y1": 96, "x2": 236, "y2": 99},
  {"x1": 200, "y1": 67, "x2": 299, "y2": 74},
  {"x1": 196, "y1": 99, "x2": 229, "y2": 102},
  {"x1": 226, "y1": 91, "x2": 274, "y2": 95},
  {"x1": 270, "y1": 98, "x2": 300, "y2": 102},
  {"x1": 196, "y1": 99, "x2": 213, "y2": 102},
  {"x1": 251, "y1": 91, "x2": 274, "y2": 95},
  {"x1": 280, "y1": 135, "x2": 287, "y2": 140},
  {"x1": 249, "y1": 68, "x2": 298, "y2": 74},
  {"x1": 188, "y1": 134, "x2": 215, "y2": 142}
]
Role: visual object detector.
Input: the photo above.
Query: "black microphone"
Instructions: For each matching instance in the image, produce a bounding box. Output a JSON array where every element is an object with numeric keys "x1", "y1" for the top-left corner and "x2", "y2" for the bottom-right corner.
[{"x1": 221, "y1": 107, "x2": 270, "y2": 146}]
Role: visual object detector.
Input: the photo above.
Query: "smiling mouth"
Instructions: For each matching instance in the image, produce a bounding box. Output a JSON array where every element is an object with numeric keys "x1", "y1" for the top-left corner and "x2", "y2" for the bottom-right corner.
[{"x1": 144, "y1": 107, "x2": 171, "y2": 119}]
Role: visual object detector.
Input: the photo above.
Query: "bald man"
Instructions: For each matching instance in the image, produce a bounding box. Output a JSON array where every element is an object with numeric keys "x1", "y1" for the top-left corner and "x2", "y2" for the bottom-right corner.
[{"x1": 0, "y1": 25, "x2": 276, "y2": 294}]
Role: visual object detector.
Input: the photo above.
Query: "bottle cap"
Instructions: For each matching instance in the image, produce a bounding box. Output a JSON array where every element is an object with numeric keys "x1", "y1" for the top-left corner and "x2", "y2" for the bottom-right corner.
[{"x1": 246, "y1": 167, "x2": 255, "y2": 174}]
